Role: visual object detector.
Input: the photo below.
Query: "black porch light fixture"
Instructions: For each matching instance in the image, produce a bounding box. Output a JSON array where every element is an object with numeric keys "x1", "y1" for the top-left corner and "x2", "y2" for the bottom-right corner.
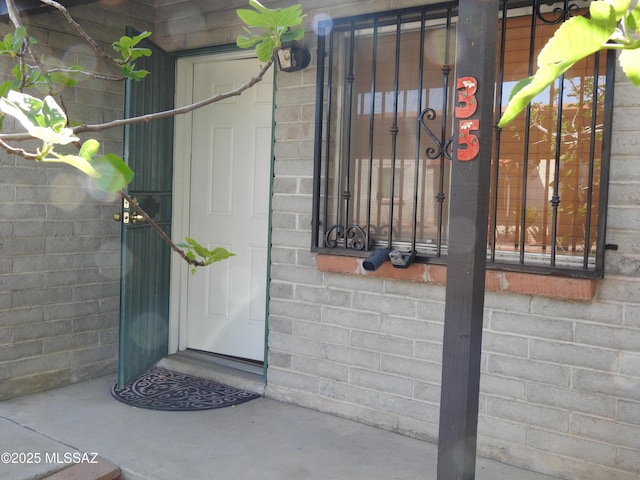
[{"x1": 277, "y1": 41, "x2": 311, "y2": 72}]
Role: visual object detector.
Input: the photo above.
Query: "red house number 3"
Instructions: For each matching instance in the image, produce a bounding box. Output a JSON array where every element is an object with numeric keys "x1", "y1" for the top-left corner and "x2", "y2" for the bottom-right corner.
[{"x1": 455, "y1": 76, "x2": 479, "y2": 162}]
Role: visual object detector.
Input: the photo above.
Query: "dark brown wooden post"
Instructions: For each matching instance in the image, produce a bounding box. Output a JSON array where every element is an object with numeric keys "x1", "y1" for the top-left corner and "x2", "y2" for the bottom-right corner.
[{"x1": 436, "y1": 1, "x2": 499, "y2": 479}]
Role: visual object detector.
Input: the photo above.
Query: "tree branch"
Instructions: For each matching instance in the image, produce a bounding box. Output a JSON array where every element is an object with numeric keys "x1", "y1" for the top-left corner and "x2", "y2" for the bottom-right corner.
[
  {"x1": 37, "y1": 0, "x2": 121, "y2": 65},
  {"x1": 118, "y1": 190, "x2": 205, "y2": 268},
  {"x1": 45, "y1": 67, "x2": 124, "y2": 82},
  {"x1": 5, "y1": 0, "x2": 24, "y2": 28},
  {"x1": 0, "y1": 138, "x2": 39, "y2": 159},
  {"x1": 0, "y1": 55, "x2": 275, "y2": 143},
  {"x1": 5, "y1": 0, "x2": 75, "y2": 119},
  {"x1": 76, "y1": 56, "x2": 275, "y2": 134}
]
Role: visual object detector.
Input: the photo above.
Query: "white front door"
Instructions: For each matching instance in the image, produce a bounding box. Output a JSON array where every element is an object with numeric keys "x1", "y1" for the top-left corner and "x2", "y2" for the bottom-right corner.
[{"x1": 172, "y1": 53, "x2": 273, "y2": 362}]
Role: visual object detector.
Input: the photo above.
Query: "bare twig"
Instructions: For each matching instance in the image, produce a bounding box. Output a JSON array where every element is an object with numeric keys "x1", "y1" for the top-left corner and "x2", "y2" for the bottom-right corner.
[
  {"x1": 43, "y1": 67, "x2": 124, "y2": 82},
  {"x1": 0, "y1": 138, "x2": 40, "y2": 159}
]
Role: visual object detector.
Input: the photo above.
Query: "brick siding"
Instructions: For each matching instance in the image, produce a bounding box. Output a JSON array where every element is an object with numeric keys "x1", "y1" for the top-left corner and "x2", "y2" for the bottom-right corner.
[
  {"x1": 0, "y1": 1, "x2": 155, "y2": 400},
  {"x1": 261, "y1": 6, "x2": 640, "y2": 479}
]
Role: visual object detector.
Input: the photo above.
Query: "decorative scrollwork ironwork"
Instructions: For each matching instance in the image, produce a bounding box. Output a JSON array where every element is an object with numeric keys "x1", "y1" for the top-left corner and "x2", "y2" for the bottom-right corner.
[
  {"x1": 535, "y1": 0, "x2": 588, "y2": 25},
  {"x1": 325, "y1": 224, "x2": 344, "y2": 248},
  {"x1": 419, "y1": 108, "x2": 453, "y2": 160},
  {"x1": 325, "y1": 224, "x2": 368, "y2": 250}
]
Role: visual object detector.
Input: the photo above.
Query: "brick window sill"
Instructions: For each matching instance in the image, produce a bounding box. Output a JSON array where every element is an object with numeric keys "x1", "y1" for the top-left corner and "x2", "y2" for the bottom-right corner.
[{"x1": 316, "y1": 254, "x2": 597, "y2": 301}]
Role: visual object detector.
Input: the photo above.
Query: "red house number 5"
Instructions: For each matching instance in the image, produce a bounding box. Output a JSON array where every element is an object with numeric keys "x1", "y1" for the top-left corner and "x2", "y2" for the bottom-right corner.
[{"x1": 455, "y1": 76, "x2": 479, "y2": 162}]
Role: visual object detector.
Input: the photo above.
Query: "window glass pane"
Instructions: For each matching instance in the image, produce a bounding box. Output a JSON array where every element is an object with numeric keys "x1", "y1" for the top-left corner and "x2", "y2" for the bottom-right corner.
[
  {"x1": 494, "y1": 11, "x2": 606, "y2": 267},
  {"x1": 331, "y1": 22, "x2": 455, "y2": 249}
]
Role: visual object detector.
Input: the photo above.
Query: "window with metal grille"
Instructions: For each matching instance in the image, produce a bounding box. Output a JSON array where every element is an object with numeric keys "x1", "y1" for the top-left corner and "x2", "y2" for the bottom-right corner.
[{"x1": 311, "y1": 0, "x2": 614, "y2": 277}]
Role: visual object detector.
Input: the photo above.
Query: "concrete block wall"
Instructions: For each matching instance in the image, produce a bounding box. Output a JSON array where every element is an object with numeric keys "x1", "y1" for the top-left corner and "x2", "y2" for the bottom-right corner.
[
  {"x1": 0, "y1": 1, "x2": 155, "y2": 400},
  {"x1": 264, "y1": 7, "x2": 640, "y2": 480}
]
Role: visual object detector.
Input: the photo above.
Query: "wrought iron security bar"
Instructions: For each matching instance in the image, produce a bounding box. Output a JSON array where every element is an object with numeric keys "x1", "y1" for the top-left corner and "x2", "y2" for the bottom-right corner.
[{"x1": 311, "y1": 0, "x2": 614, "y2": 277}]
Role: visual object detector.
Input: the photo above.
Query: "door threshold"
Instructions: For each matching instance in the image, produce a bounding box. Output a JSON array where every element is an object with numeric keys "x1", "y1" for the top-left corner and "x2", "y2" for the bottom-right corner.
[
  {"x1": 157, "y1": 351, "x2": 266, "y2": 395},
  {"x1": 182, "y1": 349, "x2": 264, "y2": 375}
]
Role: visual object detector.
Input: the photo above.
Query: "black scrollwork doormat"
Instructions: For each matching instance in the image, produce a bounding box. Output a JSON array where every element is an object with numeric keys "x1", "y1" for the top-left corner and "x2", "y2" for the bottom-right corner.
[{"x1": 111, "y1": 367, "x2": 260, "y2": 411}]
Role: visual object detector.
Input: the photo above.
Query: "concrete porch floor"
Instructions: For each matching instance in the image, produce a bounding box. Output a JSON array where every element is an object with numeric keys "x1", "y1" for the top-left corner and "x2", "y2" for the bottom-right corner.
[{"x1": 0, "y1": 365, "x2": 561, "y2": 480}]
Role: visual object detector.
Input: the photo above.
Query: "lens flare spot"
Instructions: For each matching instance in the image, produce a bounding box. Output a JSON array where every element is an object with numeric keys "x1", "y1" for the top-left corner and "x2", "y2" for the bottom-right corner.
[
  {"x1": 49, "y1": 172, "x2": 84, "y2": 211},
  {"x1": 82, "y1": 174, "x2": 120, "y2": 203},
  {"x1": 61, "y1": 43, "x2": 98, "y2": 85},
  {"x1": 313, "y1": 13, "x2": 334, "y2": 36},
  {"x1": 97, "y1": 239, "x2": 122, "y2": 281},
  {"x1": 424, "y1": 28, "x2": 457, "y2": 67}
]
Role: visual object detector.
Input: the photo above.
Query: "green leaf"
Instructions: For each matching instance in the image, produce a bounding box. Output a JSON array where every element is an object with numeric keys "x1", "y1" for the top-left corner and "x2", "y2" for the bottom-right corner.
[
  {"x1": 499, "y1": 64, "x2": 561, "y2": 128},
  {"x1": 42, "y1": 152, "x2": 98, "y2": 177},
  {"x1": 134, "y1": 31, "x2": 153, "y2": 43},
  {"x1": 237, "y1": 8, "x2": 274, "y2": 30},
  {"x1": 128, "y1": 47, "x2": 152, "y2": 61},
  {"x1": 115, "y1": 35, "x2": 134, "y2": 49},
  {"x1": 79, "y1": 138, "x2": 100, "y2": 159},
  {"x1": 185, "y1": 237, "x2": 210, "y2": 258},
  {"x1": 1, "y1": 89, "x2": 42, "y2": 125},
  {"x1": 607, "y1": 0, "x2": 632, "y2": 21},
  {"x1": 121, "y1": 64, "x2": 150, "y2": 81},
  {"x1": 90, "y1": 153, "x2": 134, "y2": 193},
  {"x1": 0, "y1": 32, "x2": 17, "y2": 55},
  {"x1": 11, "y1": 63, "x2": 23, "y2": 83},
  {"x1": 236, "y1": 0, "x2": 305, "y2": 60},
  {"x1": 49, "y1": 71, "x2": 78, "y2": 87},
  {"x1": 0, "y1": 80, "x2": 12, "y2": 98},
  {"x1": 205, "y1": 247, "x2": 235, "y2": 264},
  {"x1": 281, "y1": 28, "x2": 304, "y2": 43},
  {"x1": 537, "y1": 15, "x2": 615, "y2": 67},
  {"x1": 113, "y1": 31, "x2": 153, "y2": 81},
  {"x1": 507, "y1": 76, "x2": 535, "y2": 102},
  {"x1": 25, "y1": 68, "x2": 47, "y2": 88},
  {"x1": 249, "y1": 0, "x2": 270, "y2": 13},
  {"x1": 236, "y1": 34, "x2": 262, "y2": 49},
  {"x1": 0, "y1": 91, "x2": 78, "y2": 145},
  {"x1": 255, "y1": 36, "x2": 275, "y2": 62},
  {"x1": 499, "y1": 12, "x2": 617, "y2": 128},
  {"x1": 179, "y1": 237, "x2": 235, "y2": 272},
  {"x1": 10, "y1": 27, "x2": 28, "y2": 52},
  {"x1": 620, "y1": 47, "x2": 640, "y2": 86},
  {"x1": 628, "y1": 3, "x2": 640, "y2": 32},
  {"x1": 42, "y1": 138, "x2": 119, "y2": 183},
  {"x1": 113, "y1": 32, "x2": 151, "y2": 52},
  {"x1": 42, "y1": 95, "x2": 68, "y2": 131},
  {"x1": 273, "y1": 4, "x2": 304, "y2": 28}
]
